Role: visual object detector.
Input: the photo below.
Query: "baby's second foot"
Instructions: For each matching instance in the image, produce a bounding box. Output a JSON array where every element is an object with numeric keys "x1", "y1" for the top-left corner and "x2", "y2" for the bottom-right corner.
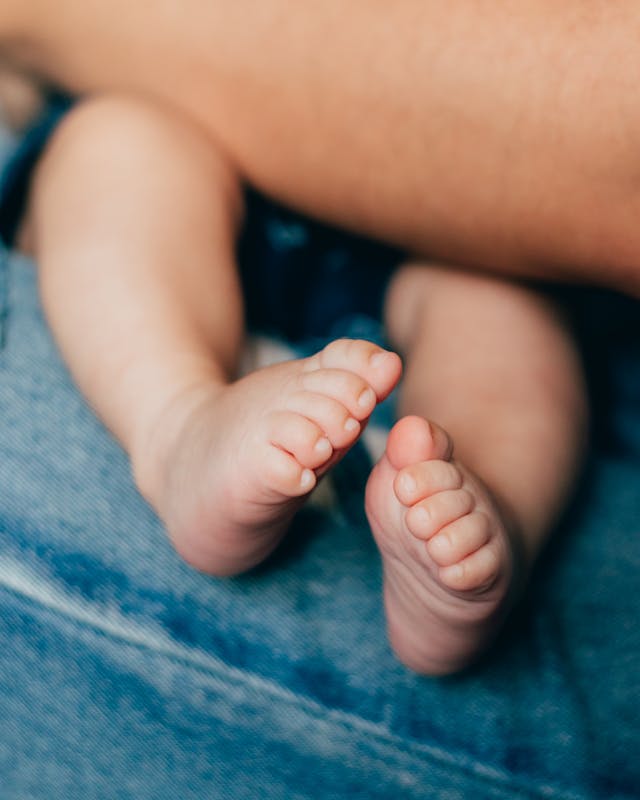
[
  {"x1": 136, "y1": 339, "x2": 402, "y2": 576},
  {"x1": 365, "y1": 416, "x2": 522, "y2": 675}
]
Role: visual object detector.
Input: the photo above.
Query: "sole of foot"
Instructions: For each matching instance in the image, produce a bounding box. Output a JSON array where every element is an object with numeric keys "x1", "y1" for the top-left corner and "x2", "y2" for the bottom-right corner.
[{"x1": 365, "y1": 415, "x2": 519, "y2": 675}]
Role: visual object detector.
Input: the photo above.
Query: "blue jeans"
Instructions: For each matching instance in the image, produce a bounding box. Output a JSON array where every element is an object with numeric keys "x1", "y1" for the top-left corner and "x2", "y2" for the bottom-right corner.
[{"x1": 1, "y1": 132, "x2": 639, "y2": 800}]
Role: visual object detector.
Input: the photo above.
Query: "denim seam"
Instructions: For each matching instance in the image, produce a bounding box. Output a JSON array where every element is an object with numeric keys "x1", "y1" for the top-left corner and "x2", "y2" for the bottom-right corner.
[{"x1": 0, "y1": 558, "x2": 586, "y2": 800}]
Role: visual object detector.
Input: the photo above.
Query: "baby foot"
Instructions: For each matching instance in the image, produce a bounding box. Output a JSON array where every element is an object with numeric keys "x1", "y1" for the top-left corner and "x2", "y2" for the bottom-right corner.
[
  {"x1": 365, "y1": 415, "x2": 521, "y2": 675},
  {"x1": 137, "y1": 339, "x2": 402, "y2": 576}
]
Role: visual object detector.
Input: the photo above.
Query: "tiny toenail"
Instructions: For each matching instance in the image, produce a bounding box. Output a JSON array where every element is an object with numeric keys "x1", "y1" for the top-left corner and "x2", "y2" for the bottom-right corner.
[
  {"x1": 358, "y1": 388, "x2": 376, "y2": 408},
  {"x1": 314, "y1": 437, "x2": 332, "y2": 455},
  {"x1": 369, "y1": 351, "x2": 388, "y2": 368},
  {"x1": 402, "y1": 473, "x2": 417, "y2": 494},
  {"x1": 344, "y1": 417, "x2": 360, "y2": 433},
  {"x1": 300, "y1": 469, "x2": 315, "y2": 490}
]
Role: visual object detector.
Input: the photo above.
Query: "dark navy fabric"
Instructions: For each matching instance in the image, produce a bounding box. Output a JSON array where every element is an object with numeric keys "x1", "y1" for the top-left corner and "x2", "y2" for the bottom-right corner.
[
  {"x1": 0, "y1": 95, "x2": 71, "y2": 247},
  {"x1": 239, "y1": 191, "x2": 401, "y2": 342}
]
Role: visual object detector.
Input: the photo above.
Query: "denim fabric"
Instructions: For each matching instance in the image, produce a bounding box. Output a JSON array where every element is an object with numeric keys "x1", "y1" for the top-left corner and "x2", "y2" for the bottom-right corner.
[{"x1": 1, "y1": 150, "x2": 640, "y2": 798}]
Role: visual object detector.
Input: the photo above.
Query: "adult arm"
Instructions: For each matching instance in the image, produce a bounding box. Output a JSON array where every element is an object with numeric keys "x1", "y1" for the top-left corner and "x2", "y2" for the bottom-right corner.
[{"x1": 4, "y1": 0, "x2": 640, "y2": 291}]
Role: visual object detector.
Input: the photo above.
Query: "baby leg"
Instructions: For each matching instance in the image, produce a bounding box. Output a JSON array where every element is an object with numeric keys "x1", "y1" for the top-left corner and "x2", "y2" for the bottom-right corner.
[
  {"x1": 29, "y1": 95, "x2": 402, "y2": 575},
  {"x1": 365, "y1": 264, "x2": 588, "y2": 674}
]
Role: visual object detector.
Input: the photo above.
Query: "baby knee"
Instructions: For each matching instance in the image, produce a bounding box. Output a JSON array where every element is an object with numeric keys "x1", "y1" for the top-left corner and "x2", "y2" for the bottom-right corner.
[{"x1": 34, "y1": 93, "x2": 242, "y2": 223}]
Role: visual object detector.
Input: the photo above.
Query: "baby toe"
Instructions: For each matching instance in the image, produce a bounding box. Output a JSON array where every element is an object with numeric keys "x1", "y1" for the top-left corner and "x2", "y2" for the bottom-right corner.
[
  {"x1": 405, "y1": 489, "x2": 475, "y2": 541},
  {"x1": 427, "y1": 511, "x2": 490, "y2": 567},
  {"x1": 285, "y1": 391, "x2": 361, "y2": 450},
  {"x1": 268, "y1": 411, "x2": 333, "y2": 470},
  {"x1": 301, "y1": 368, "x2": 377, "y2": 421},
  {"x1": 394, "y1": 460, "x2": 463, "y2": 506},
  {"x1": 305, "y1": 338, "x2": 402, "y2": 401},
  {"x1": 438, "y1": 540, "x2": 502, "y2": 593},
  {"x1": 262, "y1": 445, "x2": 317, "y2": 498}
]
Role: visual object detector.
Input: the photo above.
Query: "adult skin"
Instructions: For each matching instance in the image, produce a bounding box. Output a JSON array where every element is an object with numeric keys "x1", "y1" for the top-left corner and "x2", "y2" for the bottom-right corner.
[{"x1": 3, "y1": 1, "x2": 640, "y2": 290}]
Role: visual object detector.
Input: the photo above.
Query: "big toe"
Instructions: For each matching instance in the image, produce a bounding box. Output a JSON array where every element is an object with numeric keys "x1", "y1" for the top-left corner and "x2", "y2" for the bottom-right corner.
[
  {"x1": 386, "y1": 416, "x2": 453, "y2": 471},
  {"x1": 305, "y1": 338, "x2": 402, "y2": 401}
]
